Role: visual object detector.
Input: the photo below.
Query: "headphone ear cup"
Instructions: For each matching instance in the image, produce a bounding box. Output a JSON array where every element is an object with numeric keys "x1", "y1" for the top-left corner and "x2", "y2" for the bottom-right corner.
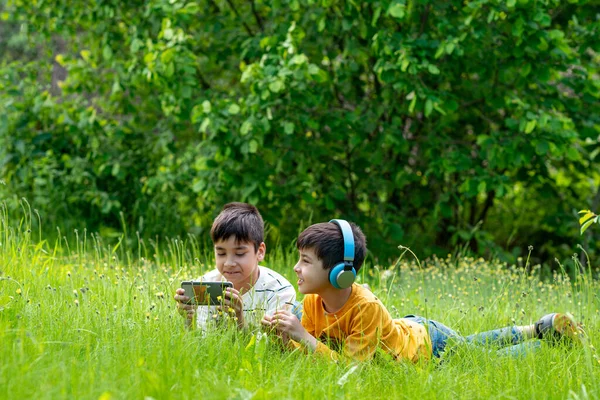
[
  {"x1": 329, "y1": 263, "x2": 345, "y2": 289},
  {"x1": 329, "y1": 263, "x2": 356, "y2": 289}
]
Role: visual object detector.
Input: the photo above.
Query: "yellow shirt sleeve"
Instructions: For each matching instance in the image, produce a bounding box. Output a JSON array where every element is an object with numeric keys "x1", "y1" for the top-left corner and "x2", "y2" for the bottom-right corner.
[{"x1": 300, "y1": 299, "x2": 316, "y2": 337}]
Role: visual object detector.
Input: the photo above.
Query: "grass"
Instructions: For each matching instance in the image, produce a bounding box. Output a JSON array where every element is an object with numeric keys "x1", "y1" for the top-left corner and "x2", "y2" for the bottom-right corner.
[{"x1": 1, "y1": 204, "x2": 599, "y2": 399}]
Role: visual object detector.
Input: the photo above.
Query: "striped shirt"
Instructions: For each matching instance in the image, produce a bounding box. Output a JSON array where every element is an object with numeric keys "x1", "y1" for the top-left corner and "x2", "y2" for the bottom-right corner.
[{"x1": 195, "y1": 266, "x2": 296, "y2": 329}]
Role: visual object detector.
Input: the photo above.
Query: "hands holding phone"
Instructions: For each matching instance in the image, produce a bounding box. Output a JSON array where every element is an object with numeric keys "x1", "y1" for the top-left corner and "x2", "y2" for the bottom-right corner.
[
  {"x1": 217, "y1": 287, "x2": 245, "y2": 328},
  {"x1": 174, "y1": 282, "x2": 245, "y2": 328},
  {"x1": 174, "y1": 288, "x2": 195, "y2": 321}
]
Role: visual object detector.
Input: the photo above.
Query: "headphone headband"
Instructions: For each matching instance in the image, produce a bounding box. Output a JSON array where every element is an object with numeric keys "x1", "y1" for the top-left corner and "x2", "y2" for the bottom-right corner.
[
  {"x1": 328, "y1": 219, "x2": 356, "y2": 289},
  {"x1": 329, "y1": 219, "x2": 354, "y2": 262}
]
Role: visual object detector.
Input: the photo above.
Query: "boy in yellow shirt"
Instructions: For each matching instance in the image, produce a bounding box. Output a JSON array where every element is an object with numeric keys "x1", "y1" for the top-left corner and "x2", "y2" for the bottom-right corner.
[{"x1": 261, "y1": 219, "x2": 585, "y2": 362}]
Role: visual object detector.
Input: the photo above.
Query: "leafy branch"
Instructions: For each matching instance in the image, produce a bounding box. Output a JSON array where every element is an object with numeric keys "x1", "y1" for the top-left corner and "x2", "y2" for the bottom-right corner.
[{"x1": 578, "y1": 210, "x2": 598, "y2": 235}]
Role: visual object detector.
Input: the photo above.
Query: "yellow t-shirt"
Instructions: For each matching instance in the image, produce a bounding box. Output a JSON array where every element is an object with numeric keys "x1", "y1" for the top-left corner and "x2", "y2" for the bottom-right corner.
[{"x1": 292, "y1": 284, "x2": 432, "y2": 362}]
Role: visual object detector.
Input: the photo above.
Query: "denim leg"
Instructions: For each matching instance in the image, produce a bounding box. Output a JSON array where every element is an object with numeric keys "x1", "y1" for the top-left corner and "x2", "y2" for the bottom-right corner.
[
  {"x1": 403, "y1": 315, "x2": 464, "y2": 357},
  {"x1": 465, "y1": 326, "x2": 541, "y2": 357},
  {"x1": 495, "y1": 341, "x2": 541, "y2": 357},
  {"x1": 403, "y1": 316, "x2": 541, "y2": 358},
  {"x1": 465, "y1": 326, "x2": 525, "y2": 347}
]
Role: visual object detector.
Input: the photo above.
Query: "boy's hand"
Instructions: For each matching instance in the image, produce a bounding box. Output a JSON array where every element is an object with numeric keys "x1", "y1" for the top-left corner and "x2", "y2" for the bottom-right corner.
[
  {"x1": 265, "y1": 310, "x2": 316, "y2": 350},
  {"x1": 218, "y1": 287, "x2": 245, "y2": 329},
  {"x1": 261, "y1": 314, "x2": 289, "y2": 344},
  {"x1": 174, "y1": 288, "x2": 195, "y2": 321}
]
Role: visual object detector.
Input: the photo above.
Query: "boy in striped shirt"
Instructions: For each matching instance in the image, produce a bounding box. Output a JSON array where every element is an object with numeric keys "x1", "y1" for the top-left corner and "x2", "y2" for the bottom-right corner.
[{"x1": 174, "y1": 202, "x2": 296, "y2": 330}]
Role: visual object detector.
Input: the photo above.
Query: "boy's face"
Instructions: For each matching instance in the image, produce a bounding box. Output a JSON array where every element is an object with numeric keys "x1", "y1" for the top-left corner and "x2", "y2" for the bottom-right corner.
[
  {"x1": 214, "y1": 236, "x2": 265, "y2": 291},
  {"x1": 293, "y1": 247, "x2": 330, "y2": 295}
]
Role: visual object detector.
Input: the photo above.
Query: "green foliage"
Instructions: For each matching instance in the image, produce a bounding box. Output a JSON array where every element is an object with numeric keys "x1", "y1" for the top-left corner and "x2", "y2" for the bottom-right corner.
[{"x1": 1, "y1": 0, "x2": 599, "y2": 263}]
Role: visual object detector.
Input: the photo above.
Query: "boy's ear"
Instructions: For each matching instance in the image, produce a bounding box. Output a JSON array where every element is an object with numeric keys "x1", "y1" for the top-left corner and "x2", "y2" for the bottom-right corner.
[{"x1": 257, "y1": 242, "x2": 266, "y2": 261}]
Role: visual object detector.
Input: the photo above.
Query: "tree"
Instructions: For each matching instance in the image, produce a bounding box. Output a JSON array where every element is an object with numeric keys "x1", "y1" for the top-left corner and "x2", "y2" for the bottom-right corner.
[{"x1": 1, "y1": 0, "x2": 599, "y2": 263}]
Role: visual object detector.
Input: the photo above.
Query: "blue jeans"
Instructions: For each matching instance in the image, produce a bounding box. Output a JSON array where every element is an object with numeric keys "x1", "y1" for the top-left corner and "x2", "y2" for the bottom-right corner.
[{"x1": 403, "y1": 315, "x2": 541, "y2": 358}]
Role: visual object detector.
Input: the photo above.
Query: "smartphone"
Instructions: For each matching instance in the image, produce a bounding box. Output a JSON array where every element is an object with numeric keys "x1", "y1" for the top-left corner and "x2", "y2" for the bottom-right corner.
[{"x1": 180, "y1": 281, "x2": 233, "y2": 306}]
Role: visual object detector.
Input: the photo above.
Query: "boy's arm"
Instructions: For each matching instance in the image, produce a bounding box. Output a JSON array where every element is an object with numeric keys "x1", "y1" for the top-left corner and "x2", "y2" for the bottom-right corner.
[
  {"x1": 220, "y1": 287, "x2": 245, "y2": 329},
  {"x1": 266, "y1": 310, "x2": 318, "y2": 350},
  {"x1": 292, "y1": 302, "x2": 386, "y2": 361},
  {"x1": 264, "y1": 295, "x2": 386, "y2": 362}
]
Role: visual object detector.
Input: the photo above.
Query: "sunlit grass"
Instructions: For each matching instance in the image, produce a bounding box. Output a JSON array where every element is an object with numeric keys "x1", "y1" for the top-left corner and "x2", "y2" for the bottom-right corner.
[{"x1": 1, "y1": 202, "x2": 599, "y2": 399}]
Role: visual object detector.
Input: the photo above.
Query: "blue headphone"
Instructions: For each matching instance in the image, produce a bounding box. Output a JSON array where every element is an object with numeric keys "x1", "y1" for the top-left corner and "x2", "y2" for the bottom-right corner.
[{"x1": 328, "y1": 219, "x2": 356, "y2": 289}]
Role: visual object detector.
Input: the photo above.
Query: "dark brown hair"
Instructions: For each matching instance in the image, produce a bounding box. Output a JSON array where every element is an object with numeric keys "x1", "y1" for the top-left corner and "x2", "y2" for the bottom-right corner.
[
  {"x1": 210, "y1": 202, "x2": 264, "y2": 251},
  {"x1": 297, "y1": 221, "x2": 367, "y2": 272}
]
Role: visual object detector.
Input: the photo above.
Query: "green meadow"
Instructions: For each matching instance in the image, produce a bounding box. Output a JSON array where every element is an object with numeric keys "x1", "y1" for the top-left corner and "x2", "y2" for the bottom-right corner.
[{"x1": 1, "y1": 207, "x2": 599, "y2": 400}]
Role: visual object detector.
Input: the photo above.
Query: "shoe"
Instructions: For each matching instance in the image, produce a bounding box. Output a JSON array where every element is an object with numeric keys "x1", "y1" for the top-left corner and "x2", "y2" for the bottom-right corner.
[{"x1": 534, "y1": 313, "x2": 586, "y2": 344}]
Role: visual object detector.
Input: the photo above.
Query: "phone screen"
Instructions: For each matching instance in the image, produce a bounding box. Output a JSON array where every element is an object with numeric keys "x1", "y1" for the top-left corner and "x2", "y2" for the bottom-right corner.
[{"x1": 182, "y1": 281, "x2": 233, "y2": 306}]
